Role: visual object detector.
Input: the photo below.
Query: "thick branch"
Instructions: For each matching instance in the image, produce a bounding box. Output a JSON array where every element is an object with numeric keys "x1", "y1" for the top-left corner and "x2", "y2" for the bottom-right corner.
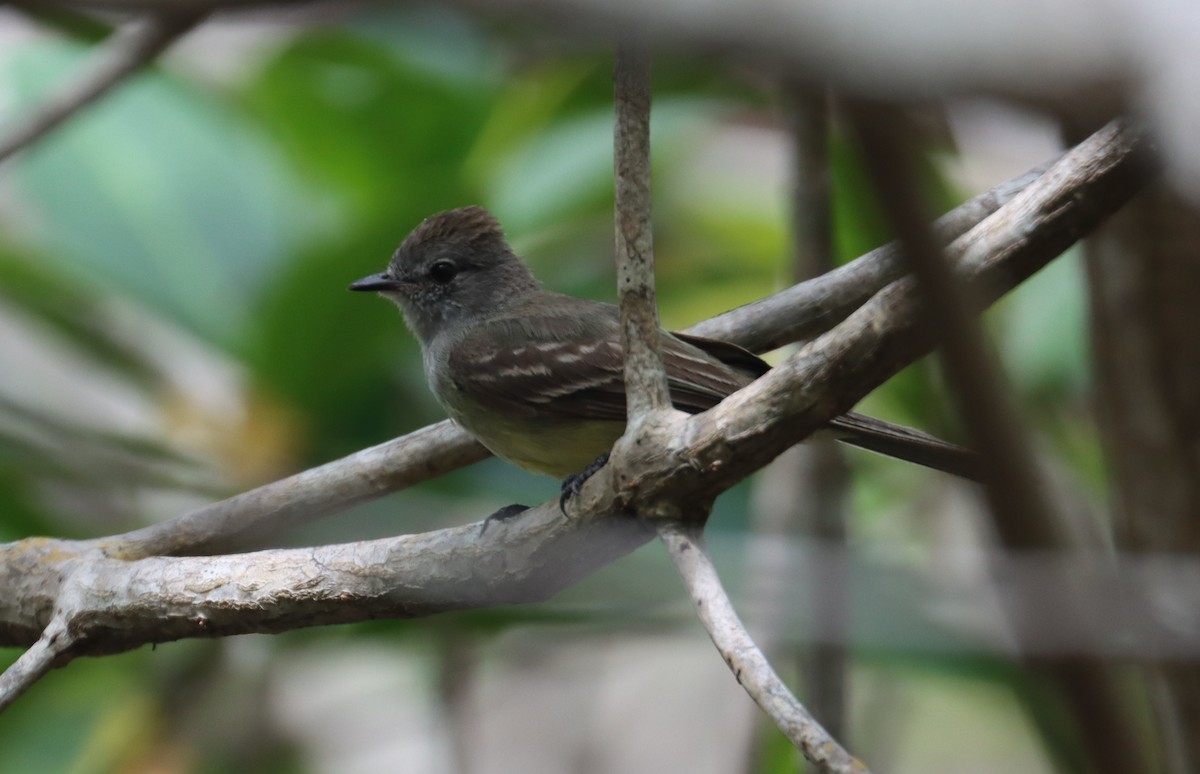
[{"x1": 3, "y1": 505, "x2": 654, "y2": 657}]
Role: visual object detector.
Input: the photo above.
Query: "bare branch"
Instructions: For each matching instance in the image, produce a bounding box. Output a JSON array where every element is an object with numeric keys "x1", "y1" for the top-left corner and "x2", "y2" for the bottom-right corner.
[
  {"x1": 678, "y1": 120, "x2": 1151, "y2": 502},
  {"x1": 0, "y1": 618, "x2": 73, "y2": 713},
  {"x1": 0, "y1": 503, "x2": 654, "y2": 657},
  {"x1": 613, "y1": 46, "x2": 671, "y2": 417},
  {"x1": 847, "y1": 102, "x2": 1061, "y2": 542},
  {"x1": 659, "y1": 523, "x2": 868, "y2": 774},
  {"x1": 0, "y1": 11, "x2": 204, "y2": 164},
  {"x1": 111, "y1": 420, "x2": 489, "y2": 558}
]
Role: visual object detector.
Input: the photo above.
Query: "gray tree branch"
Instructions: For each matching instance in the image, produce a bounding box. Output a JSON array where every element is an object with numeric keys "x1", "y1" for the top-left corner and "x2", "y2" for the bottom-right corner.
[
  {"x1": 660, "y1": 523, "x2": 867, "y2": 774},
  {"x1": 613, "y1": 46, "x2": 671, "y2": 419}
]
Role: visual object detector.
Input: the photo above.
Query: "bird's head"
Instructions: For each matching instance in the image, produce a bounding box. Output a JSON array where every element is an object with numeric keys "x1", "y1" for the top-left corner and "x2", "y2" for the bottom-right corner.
[{"x1": 350, "y1": 206, "x2": 540, "y2": 345}]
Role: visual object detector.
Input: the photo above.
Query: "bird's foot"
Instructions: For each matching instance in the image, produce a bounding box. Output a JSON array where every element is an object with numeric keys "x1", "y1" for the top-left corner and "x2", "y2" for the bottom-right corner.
[
  {"x1": 559, "y1": 452, "x2": 610, "y2": 515},
  {"x1": 479, "y1": 503, "x2": 530, "y2": 535}
]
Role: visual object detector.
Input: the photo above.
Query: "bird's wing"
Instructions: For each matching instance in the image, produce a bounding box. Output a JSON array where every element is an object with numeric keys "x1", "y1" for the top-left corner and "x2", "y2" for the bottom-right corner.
[
  {"x1": 445, "y1": 299, "x2": 752, "y2": 421},
  {"x1": 445, "y1": 300, "x2": 982, "y2": 479}
]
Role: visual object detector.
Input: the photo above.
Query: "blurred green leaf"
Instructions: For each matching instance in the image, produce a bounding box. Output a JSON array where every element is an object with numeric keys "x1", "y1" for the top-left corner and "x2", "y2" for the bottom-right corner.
[
  {"x1": 993, "y1": 248, "x2": 1089, "y2": 400},
  {"x1": 242, "y1": 30, "x2": 495, "y2": 223},
  {"x1": 3, "y1": 41, "x2": 309, "y2": 348}
]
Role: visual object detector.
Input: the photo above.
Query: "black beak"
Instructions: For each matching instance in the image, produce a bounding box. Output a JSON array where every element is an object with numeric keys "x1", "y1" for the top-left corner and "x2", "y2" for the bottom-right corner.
[{"x1": 349, "y1": 272, "x2": 404, "y2": 292}]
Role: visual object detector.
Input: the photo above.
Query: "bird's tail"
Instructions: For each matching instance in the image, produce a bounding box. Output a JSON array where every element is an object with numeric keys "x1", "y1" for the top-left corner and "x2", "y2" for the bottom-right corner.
[{"x1": 825, "y1": 412, "x2": 981, "y2": 481}]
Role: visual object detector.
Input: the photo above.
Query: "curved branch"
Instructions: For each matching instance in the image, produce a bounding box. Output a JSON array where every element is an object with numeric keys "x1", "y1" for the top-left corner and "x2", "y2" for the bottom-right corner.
[{"x1": 659, "y1": 523, "x2": 868, "y2": 774}]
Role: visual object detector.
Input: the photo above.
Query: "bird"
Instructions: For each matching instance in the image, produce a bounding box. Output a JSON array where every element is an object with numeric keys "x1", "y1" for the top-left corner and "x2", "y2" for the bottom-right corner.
[{"x1": 350, "y1": 206, "x2": 976, "y2": 516}]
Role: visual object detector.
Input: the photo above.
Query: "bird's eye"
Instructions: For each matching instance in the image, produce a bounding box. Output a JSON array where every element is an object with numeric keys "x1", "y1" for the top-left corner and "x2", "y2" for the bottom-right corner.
[{"x1": 429, "y1": 260, "x2": 457, "y2": 284}]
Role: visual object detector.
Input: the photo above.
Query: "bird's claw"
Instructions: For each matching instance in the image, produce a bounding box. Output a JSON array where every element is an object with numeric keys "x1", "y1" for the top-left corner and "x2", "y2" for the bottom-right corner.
[{"x1": 559, "y1": 452, "x2": 610, "y2": 515}]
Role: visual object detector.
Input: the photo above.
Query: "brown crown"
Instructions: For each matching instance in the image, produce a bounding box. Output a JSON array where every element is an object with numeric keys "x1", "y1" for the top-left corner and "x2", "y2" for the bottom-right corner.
[{"x1": 401, "y1": 206, "x2": 507, "y2": 253}]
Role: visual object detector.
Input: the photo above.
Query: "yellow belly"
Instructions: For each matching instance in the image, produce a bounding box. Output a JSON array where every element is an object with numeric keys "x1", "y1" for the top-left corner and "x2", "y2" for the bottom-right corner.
[{"x1": 454, "y1": 411, "x2": 625, "y2": 479}]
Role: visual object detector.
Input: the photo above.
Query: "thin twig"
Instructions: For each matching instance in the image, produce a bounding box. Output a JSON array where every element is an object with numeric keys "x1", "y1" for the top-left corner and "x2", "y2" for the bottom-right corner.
[
  {"x1": 0, "y1": 618, "x2": 73, "y2": 713},
  {"x1": 111, "y1": 420, "x2": 488, "y2": 559},
  {"x1": 659, "y1": 523, "x2": 869, "y2": 774},
  {"x1": 0, "y1": 11, "x2": 204, "y2": 164},
  {"x1": 613, "y1": 45, "x2": 670, "y2": 416}
]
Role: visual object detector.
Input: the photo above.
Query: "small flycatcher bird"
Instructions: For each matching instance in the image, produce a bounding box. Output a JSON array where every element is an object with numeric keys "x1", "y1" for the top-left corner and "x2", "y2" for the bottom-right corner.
[{"x1": 350, "y1": 206, "x2": 976, "y2": 510}]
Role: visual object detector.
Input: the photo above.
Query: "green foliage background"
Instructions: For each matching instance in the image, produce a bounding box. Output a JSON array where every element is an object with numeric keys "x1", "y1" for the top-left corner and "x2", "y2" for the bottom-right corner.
[{"x1": 0, "y1": 7, "x2": 1098, "y2": 772}]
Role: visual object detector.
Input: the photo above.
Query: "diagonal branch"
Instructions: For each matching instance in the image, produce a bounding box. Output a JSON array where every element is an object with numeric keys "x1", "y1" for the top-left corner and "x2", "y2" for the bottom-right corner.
[
  {"x1": 675, "y1": 120, "x2": 1151, "y2": 499},
  {"x1": 0, "y1": 10, "x2": 205, "y2": 164},
  {"x1": 689, "y1": 160, "x2": 1053, "y2": 351},
  {"x1": 659, "y1": 523, "x2": 868, "y2": 774},
  {"x1": 0, "y1": 616, "x2": 73, "y2": 713},
  {"x1": 847, "y1": 101, "x2": 1062, "y2": 544},
  {"x1": 112, "y1": 420, "x2": 489, "y2": 559}
]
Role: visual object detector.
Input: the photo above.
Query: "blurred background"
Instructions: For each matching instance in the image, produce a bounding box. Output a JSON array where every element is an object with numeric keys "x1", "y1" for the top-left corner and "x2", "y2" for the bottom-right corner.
[{"x1": 0, "y1": 3, "x2": 1144, "y2": 773}]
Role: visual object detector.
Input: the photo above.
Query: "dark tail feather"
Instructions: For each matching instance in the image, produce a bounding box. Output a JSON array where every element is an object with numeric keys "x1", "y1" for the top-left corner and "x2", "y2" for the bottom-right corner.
[{"x1": 826, "y1": 412, "x2": 981, "y2": 481}]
